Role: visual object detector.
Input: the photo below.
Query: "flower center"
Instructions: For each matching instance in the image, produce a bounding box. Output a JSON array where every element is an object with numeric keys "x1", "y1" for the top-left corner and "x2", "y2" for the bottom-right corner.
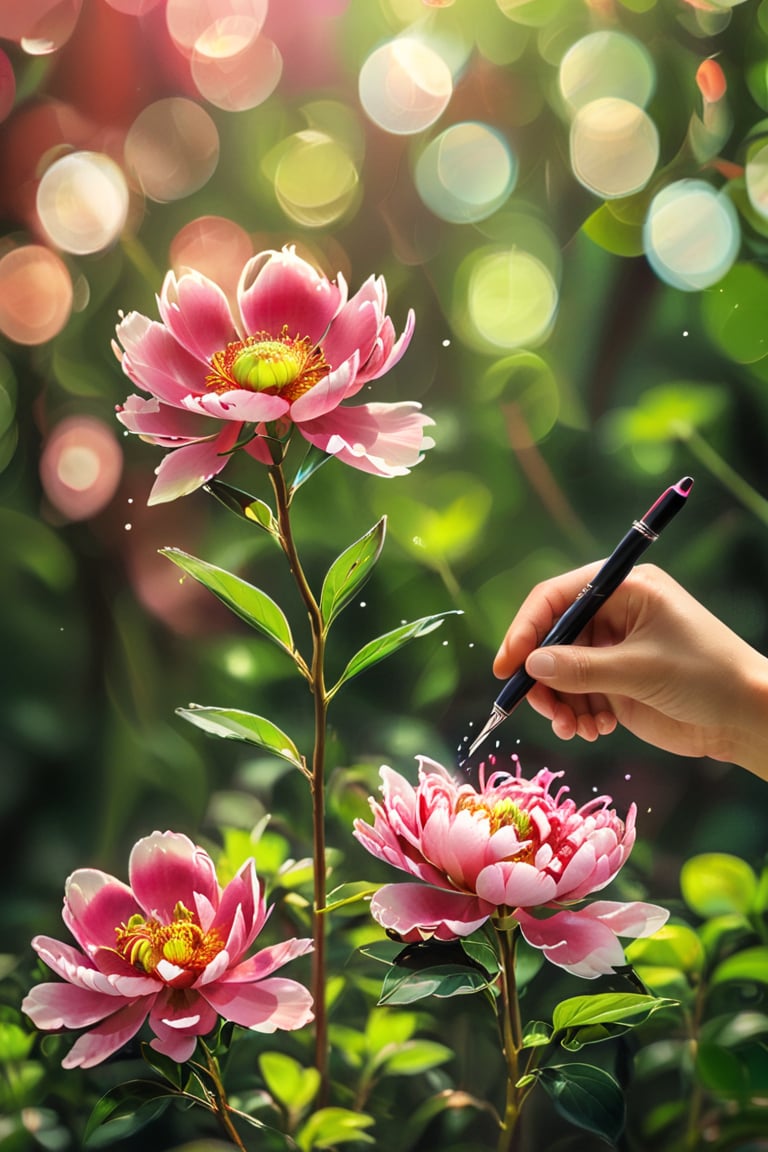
[
  {"x1": 206, "y1": 327, "x2": 329, "y2": 403},
  {"x1": 115, "y1": 901, "x2": 223, "y2": 976},
  {"x1": 455, "y1": 795, "x2": 531, "y2": 839}
]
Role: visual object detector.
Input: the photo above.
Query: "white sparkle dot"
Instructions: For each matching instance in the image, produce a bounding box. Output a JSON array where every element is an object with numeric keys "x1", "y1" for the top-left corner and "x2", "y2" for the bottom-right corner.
[
  {"x1": 359, "y1": 601, "x2": 366, "y2": 607},
  {"x1": 442, "y1": 338, "x2": 451, "y2": 347},
  {"x1": 682, "y1": 330, "x2": 689, "y2": 337},
  {"x1": 124, "y1": 523, "x2": 132, "y2": 531}
]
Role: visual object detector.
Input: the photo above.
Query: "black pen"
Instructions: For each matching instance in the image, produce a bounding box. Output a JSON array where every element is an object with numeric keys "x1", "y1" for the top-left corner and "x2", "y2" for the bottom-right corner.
[{"x1": 464, "y1": 475, "x2": 694, "y2": 762}]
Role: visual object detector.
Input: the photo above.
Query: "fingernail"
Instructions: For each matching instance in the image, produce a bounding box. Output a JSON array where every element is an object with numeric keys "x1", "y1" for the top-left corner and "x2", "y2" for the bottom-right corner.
[{"x1": 527, "y1": 651, "x2": 557, "y2": 679}]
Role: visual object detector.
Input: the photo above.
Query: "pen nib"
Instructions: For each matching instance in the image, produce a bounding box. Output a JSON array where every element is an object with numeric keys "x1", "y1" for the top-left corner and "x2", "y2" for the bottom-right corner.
[{"x1": 465, "y1": 705, "x2": 507, "y2": 761}]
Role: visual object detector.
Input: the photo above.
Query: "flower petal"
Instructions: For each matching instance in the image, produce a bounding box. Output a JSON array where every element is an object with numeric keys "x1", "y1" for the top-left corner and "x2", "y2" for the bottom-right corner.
[
  {"x1": 289, "y1": 353, "x2": 359, "y2": 422},
  {"x1": 223, "y1": 938, "x2": 314, "y2": 983},
  {"x1": 300, "y1": 401, "x2": 434, "y2": 477},
  {"x1": 31, "y1": 936, "x2": 156, "y2": 996},
  {"x1": 61, "y1": 998, "x2": 152, "y2": 1069},
  {"x1": 62, "y1": 870, "x2": 141, "y2": 955},
  {"x1": 157, "y1": 270, "x2": 238, "y2": 362},
  {"x1": 22, "y1": 980, "x2": 145, "y2": 1029},
  {"x1": 147, "y1": 423, "x2": 241, "y2": 505},
  {"x1": 370, "y1": 883, "x2": 490, "y2": 940},
  {"x1": 514, "y1": 905, "x2": 659, "y2": 979},
  {"x1": 581, "y1": 900, "x2": 670, "y2": 938},
  {"x1": 181, "y1": 389, "x2": 289, "y2": 423},
  {"x1": 357, "y1": 308, "x2": 415, "y2": 385},
  {"x1": 202, "y1": 976, "x2": 314, "y2": 1032},
  {"x1": 238, "y1": 248, "x2": 345, "y2": 344},
  {"x1": 475, "y1": 862, "x2": 558, "y2": 909},
  {"x1": 319, "y1": 279, "x2": 382, "y2": 372},
  {"x1": 115, "y1": 313, "x2": 208, "y2": 406},
  {"x1": 129, "y1": 832, "x2": 220, "y2": 924},
  {"x1": 117, "y1": 394, "x2": 214, "y2": 446}
]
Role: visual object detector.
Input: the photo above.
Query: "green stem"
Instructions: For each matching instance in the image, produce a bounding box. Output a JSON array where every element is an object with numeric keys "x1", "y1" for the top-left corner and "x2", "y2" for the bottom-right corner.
[
  {"x1": 494, "y1": 919, "x2": 524, "y2": 1152},
  {"x1": 200, "y1": 1042, "x2": 247, "y2": 1151},
  {"x1": 269, "y1": 464, "x2": 330, "y2": 1103},
  {"x1": 681, "y1": 427, "x2": 768, "y2": 528}
]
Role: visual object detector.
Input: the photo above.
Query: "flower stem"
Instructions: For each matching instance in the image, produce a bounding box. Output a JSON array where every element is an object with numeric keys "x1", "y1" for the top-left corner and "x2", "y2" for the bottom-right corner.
[
  {"x1": 200, "y1": 1042, "x2": 247, "y2": 1151},
  {"x1": 493, "y1": 920, "x2": 524, "y2": 1152},
  {"x1": 269, "y1": 464, "x2": 329, "y2": 1102},
  {"x1": 680, "y1": 426, "x2": 768, "y2": 528}
]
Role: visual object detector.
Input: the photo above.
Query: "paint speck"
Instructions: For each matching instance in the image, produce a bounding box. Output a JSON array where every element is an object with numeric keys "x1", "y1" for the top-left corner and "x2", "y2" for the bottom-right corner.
[
  {"x1": 468, "y1": 642, "x2": 475, "y2": 648},
  {"x1": 442, "y1": 640, "x2": 448, "y2": 646},
  {"x1": 515, "y1": 739, "x2": 521, "y2": 745},
  {"x1": 359, "y1": 601, "x2": 366, "y2": 607},
  {"x1": 682, "y1": 330, "x2": 689, "y2": 337},
  {"x1": 412, "y1": 536, "x2": 424, "y2": 547},
  {"x1": 124, "y1": 523, "x2": 132, "y2": 531},
  {"x1": 127, "y1": 497, "x2": 134, "y2": 504},
  {"x1": 592, "y1": 786, "x2": 599, "y2": 793},
  {"x1": 624, "y1": 773, "x2": 631, "y2": 780},
  {"x1": 646, "y1": 807, "x2": 653, "y2": 813},
  {"x1": 442, "y1": 338, "x2": 451, "y2": 347},
  {"x1": 468, "y1": 721, "x2": 474, "y2": 727}
]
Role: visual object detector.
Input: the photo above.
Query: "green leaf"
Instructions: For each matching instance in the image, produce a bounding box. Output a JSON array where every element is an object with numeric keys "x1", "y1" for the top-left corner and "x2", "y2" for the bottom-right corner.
[
  {"x1": 84, "y1": 1081, "x2": 176, "y2": 1147},
  {"x1": 322, "y1": 880, "x2": 382, "y2": 912},
  {"x1": 140, "y1": 1042, "x2": 184, "y2": 1089},
  {"x1": 161, "y1": 549, "x2": 296, "y2": 658},
  {"x1": 373, "y1": 1039, "x2": 453, "y2": 1076},
  {"x1": 290, "y1": 443, "x2": 333, "y2": 493},
  {"x1": 553, "y1": 992, "x2": 678, "y2": 1033},
  {"x1": 296, "y1": 1106, "x2": 375, "y2": 1150},
  {"x1": 696, "y1": 1043, "x2": 750, "y2": 1098},
  {"x1": 535, "y1": 1064, "x2": 625, "y2": 1143},
  {"x1": 522, "y1": 1021, "x2": 553, "y2": 1049},
  {"x1": 582, "y1": 203, "x2": 644, "y2": 257},
  {"x1": 460, "y1": 936, "x2": 500, "y2": 977},
  {"x1": 176, "y1": 706, "x2": 304, "y2": 770},
  {"x1": 378, "y1": 963, "x2": 492, "y2": 1005},
  {"x1": 320, "y1": 518, "x2": 386, "y2": 629},
  {"x1": 712, "y1": 946, "x2": 768, "y2": 987},
  {"x1": 625, "y1": 925, "x2": 704, "y2": 974},
  {"x1": 204, "y1": 479, "x2": 281, "y2": 541},
  {"x1": 329, "y1": 611, "x2": 462, "y2": 696},
  {"x1": 681, "y1": 853, "x2": 758, "y2": 918},
  {"x1": 0, "y1": 1022, "x2": 35, "y2": 1061},
  {"x1": 259, "y1": 1051, "x2": 320, "y2": 1115}
]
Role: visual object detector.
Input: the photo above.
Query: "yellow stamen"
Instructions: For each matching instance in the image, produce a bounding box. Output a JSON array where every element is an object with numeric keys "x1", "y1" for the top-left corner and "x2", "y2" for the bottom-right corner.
[
  {"x1": 205, "y1": 326, "x2": 329, "y2": 403},
  {"x1": 115, "y1": 902, "x2": 223, "y2": 976}
]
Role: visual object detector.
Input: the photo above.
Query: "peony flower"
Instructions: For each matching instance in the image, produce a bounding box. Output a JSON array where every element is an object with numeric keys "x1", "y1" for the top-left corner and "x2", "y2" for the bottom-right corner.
[
  {"x1": 22, "y1": 831, "x2": 313, "y2": 1068},
  {"x1": 114, "y1": 246, "x2": 433, "y2": 504},
  {"x1": 353, "y1": 757, "x2": 668, "y2": 979}
]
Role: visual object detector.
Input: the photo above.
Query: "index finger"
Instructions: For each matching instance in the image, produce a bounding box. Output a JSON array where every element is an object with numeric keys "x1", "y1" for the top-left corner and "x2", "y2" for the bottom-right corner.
[{"x1": 492, "y1": 561, "x2": 605, "y2": 678}]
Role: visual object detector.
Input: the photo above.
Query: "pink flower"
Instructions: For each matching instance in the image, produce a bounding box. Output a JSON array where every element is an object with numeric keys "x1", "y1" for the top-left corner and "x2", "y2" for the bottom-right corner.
[
  {"x1": 353, "y1": 757, "x2": 668, "y2": 979},
  {"x1": 22, "y1": 831, "x2": 313, "y2": 1068},
  {"x1": 114, "y1": 246, "x2": 433, "y2": 504}
]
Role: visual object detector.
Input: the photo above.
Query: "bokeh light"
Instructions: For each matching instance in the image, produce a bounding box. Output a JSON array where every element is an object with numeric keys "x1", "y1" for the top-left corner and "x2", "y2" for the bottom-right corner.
[
  {"x1": 570, "y1": 97, "x2": 659, "y2": 199},
  {"x1": 558, "y1": 31, "x2": 655, "y2": 113},
  {"x1": 36, "y1": 151, "x2": 130, "y2": 255},
  {"x1": 0, "y1": 48, "x2": 15, "y2": 124},
  {"x1": 39, "y1": 416, "x2": 123, "y2": 521},
  {"x1": 0, "y1": 0, "x2": 82, "y2": 54},
  {"x1": 462, "y1": 247, "x2": 559, "y2": 349},
  {"x1": 169, "y1": 215, "x2": 254, "y2": 298},
  {"x1": 746, "y1": 140, "x2": 768, "y2": 220},
  {"x1": 273, "y1": 130, "x2": 359, "y2": 227},
  {"x1": 415, "y1": 122, "x2": 517, "y2": 223},
  {"x1": 124, "y1": 98, "x2": 220, "y2": 202},
  {"x1": 190, "y1": 20, "x2": 282, "y2": 111},
  {"x1": 166, "y1": 0, "x2": 268, "y2": 54},
  {"x1": 359, "y1": 37, "x2": 452, "y2": 135},
  {"x1": 0, "y1": 245, "x2": 73, "y2": 345},
  {"x1": 643, "y1": 179, "x2": 740, "y2": 290}
]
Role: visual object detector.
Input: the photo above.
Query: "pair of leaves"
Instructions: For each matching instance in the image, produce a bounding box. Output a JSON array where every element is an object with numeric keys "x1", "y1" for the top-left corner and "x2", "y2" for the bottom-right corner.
[{"x1": 552, "y1": 992, "x2": 678, "y2": 1051}]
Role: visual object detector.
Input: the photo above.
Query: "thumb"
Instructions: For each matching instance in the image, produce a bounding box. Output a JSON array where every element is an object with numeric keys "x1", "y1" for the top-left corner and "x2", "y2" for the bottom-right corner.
[{"x1": 525, "y1": 645, "x2": 631, "y2": 695}]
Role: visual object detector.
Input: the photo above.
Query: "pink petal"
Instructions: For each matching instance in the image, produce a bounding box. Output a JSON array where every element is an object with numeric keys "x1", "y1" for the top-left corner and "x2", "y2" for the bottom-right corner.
[
  {"x1": 582, "y1": 900, "x2": 670, "y2": 938},
  {"x1": 238, "y1": 248, "x2": 345, "y2": 343},
  {"x1": 516, "y1": 908, "x2": 627, "y2": 979},
  {"x1": 370, "y1": 882, "x2": 491, "y2": 940},
  {"x1": 31, "y1": 936, "x2": 156, "y2": 996},
  {"x1": 147, "y1": 423, "x2": 240, "y2": 505},
  {"x1": 289, "y1": 353, "x2": 359, "y2": 422},
  {"x1": 157, "y1": 270, "x2": 238, "y2": 362},
  {"x1": 299, "y1": 401, "x2": 434, "y2": 476},
  {"x1": 357, "y1": 308, "x2": 415, "y2": 385},
  {"x1": 117, "y1": 395, "x2": 214, "y2": 446},
  {"x1": 22, "y1": 981, "x2": 140, "y2": 1029},
  {"x1": 115, "y1": 313, "x2": 209, "y2": 405},
  {"x1": 148, "y1": 988, "x2": 218, "y2": 1061},
  {"x1": 62, "y1": 998, "x2": 152, "y2": 1069},
  {"x1": 202, "y1": 976, "x2": 314, "y2": 1032},
  {"x1": 181, "y1": 389, "x2": 289, "y2": 423},
  {"x1": 319, "y1": 280, "x2": 382, "y2": 372},
  {"x1": 62, "y1": 870, "x2": 141, "y2": 955},
  {"x1": 223, "y1": 938, "x2": 314, "y2": 983},
  {"x1": 213, "y1": 859, "x2": 265, "y2": 956},
  {"x1": 129, "y1": 832, "x2": 220, "y2": 924},
  {"x1": 475, "y1": 862, "x2": 558, "y2": 908}
]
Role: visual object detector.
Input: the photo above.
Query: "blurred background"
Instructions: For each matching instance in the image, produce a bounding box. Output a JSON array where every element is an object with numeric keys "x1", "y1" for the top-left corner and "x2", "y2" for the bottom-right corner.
[{"x1": 1, "y1": 0, "x2": 767, "y2": 1139}]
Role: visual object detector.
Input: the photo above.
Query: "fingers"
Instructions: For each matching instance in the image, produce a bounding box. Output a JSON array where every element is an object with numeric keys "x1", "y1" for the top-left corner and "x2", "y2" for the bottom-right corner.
[{"x1": 493, "y1": 562, "x2": 605, "y2": 678}]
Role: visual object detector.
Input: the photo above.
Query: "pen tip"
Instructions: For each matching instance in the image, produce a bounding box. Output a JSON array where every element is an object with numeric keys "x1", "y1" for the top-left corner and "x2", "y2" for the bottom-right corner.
[{"x1": 677, "y1": 475, "x2": 694, "y2": 494}]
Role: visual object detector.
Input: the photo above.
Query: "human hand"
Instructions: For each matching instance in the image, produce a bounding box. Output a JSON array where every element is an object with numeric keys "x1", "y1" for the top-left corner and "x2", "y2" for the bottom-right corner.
[{"x1": 493, "y1": 563, "x2": 768, "y2": 779}]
